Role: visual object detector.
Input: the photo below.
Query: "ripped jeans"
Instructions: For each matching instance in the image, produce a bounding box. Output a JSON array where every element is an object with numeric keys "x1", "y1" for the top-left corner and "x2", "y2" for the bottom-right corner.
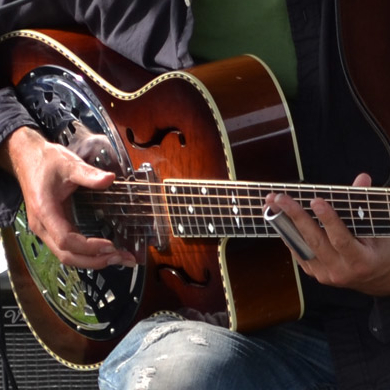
[{"x1": 98, "y1": 314, "x2": 336, "y2": 390}]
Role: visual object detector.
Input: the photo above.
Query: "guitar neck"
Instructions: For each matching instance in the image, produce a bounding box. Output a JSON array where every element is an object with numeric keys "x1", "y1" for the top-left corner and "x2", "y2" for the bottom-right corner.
[{"x1": 164, "y1": 179, "x2": 390, "y2": 238}]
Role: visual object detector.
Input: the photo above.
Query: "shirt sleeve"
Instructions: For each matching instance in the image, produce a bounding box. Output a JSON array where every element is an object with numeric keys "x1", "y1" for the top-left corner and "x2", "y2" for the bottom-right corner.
[
  {"x1": 0, "y1": 87, "x2": 41, "y2": 227},
  {"x1": 0, "y1": 0, "x2": 195, "y2": 226},
  {"x1": 0, "y1": 0, "x2": 76, "y2": 227}
]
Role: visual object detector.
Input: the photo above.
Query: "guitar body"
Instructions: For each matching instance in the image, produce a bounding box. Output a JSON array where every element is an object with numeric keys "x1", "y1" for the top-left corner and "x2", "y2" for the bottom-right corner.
[{"x1": 0, "y1": 29, "x2": 303, "y2": 368}]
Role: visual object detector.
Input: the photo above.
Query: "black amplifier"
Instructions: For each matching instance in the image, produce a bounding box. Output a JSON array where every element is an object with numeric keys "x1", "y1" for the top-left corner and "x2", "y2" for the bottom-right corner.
[{"x1": 0, "y1": 271, "x2": 99, "y2": 390}]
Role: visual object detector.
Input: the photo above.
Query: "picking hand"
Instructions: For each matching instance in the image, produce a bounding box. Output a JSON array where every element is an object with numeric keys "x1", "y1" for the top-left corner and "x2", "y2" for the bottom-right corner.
[
  {"x1": 265, "y1": 173, "x2": 390, "y2": 296},
  {"x1": 2, "y1": 126, "x2": 136, "y2": 269}
]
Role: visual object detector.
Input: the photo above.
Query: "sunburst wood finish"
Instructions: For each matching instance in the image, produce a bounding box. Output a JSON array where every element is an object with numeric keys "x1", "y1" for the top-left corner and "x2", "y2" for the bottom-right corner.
[{"x1": 0, "y1": 29, "x2": 303, "y2": 368}]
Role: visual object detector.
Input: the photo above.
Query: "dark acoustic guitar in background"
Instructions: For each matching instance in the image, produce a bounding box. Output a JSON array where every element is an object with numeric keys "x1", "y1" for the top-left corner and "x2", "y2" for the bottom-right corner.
[{"x1": 1, "y1": 6, "x2": 389, "y2": 369}]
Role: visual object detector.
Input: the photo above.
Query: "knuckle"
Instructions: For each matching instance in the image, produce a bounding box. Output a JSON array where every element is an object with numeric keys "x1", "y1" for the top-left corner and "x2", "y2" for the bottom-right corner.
[
  {"x1": 27, "y1": 218, "x2": 40, "y2": 234},
  {"x1": 328, "y1": 273, "x2": 349, "y2": 287},
  {"x1": 58, "y1": 252, "x2": 72, "y2": 266},
  {"x1": 350, "y1": 262, "x2": 372, "y2": 280},
  {"x1": 304, "y1": 235, "x2": 322, "y2": 251},
  {"x1": 327, "y1": 265, "x2": 371, "y2": 288},
  {"x1": 315, "y1": 272, "x2": 332, "y2": 286},
  {"x1": 54, "y1": 235, "x2": 69, "y2": 251},
  {"x1": 330, "y1": 236, "x2": 351, "y2": 252}
]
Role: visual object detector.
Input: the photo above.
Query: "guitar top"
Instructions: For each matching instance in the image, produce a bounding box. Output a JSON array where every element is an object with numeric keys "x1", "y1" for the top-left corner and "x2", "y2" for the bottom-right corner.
[{"x1": 0, "y1": 29, "x2": 303, "y2": 369}]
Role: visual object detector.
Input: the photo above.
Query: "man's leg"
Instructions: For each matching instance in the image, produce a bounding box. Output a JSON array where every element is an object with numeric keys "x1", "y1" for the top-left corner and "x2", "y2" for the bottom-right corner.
[{"x1": 99, "y1": 314, "x2": 336, "y2": 390}]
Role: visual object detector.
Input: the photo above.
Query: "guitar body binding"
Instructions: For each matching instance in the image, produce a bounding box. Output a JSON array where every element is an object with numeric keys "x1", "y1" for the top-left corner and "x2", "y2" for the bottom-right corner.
[
  {"x1": 0, "y1": 28, "x2": 305, "y2": 369},
  {"x1": 13, "y1": 65, "x2": 147, "y2": 342}
]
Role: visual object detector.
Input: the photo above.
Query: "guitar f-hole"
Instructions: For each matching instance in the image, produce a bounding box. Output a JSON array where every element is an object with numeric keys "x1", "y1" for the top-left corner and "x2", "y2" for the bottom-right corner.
[{"x1": 126, "y1": 126, "x2": 186, "y2": 149}]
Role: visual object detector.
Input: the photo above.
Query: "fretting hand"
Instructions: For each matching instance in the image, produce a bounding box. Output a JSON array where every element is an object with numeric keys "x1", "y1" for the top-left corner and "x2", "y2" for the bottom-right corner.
[{"x1": 265, "y1": 173, "x2": 390, "y2": 296}]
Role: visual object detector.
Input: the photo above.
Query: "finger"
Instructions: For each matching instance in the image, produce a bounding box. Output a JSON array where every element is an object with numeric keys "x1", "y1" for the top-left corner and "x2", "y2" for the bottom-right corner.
[
  {"x1": 37, "y1": 228, "x2": 136, "y2": 269},
  {"x1": 263, "y1": 192, "x2": 281, "y2": 214},
  {"x1": 352, "y1": 173, "x2": 372, "y2": 187},
  {"x1": 270, "y1": 194, "x2": 333, "y2": 261},
  {"x1": 273, "y1": 193, "x2": 326, "y2": 242},
  {"x1": 33, "y1": 194, "x2": 118, "y2": 258},
  {"x1": 65, "y1": 158, "x2": 115, "y2": 190},
  {"x1": 310, "y1": 197, "x2": 360, "y2": 257},
  {"x1": 59, "y1": 249, "x2": 137, "y2": 270}
]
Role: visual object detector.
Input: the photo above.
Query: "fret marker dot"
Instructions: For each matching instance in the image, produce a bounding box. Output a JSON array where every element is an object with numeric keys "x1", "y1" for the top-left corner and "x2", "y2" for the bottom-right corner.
[
  {"x1": 201, "y1": 187, "x2": 207, "y2": 195},
  {"x1": 358, "y1": 206, "x2": 365, "y2": 220},
  {"x1": 208, "y1": 223, "x2": 215, "y2": 233},
  {"x1": 235, "y1": 217, "x2": 241, "y2": 228},
  {"x1": 233, "y1": 205, "x2": 238, "y2": 215},
  {"x1": 178, "y1": 224, "x2": 184, "y2": 234},
  {"x1": 170, "y1": 186, "x2": 177, "y2": 194},
  {"x1": 188, "y1": 205, "x2": 194, "y2": 214}
]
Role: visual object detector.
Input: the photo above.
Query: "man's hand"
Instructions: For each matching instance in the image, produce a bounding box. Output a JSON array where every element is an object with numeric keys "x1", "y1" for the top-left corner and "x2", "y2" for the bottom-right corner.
[
  {"x1": 265, "y1": 173, "x2": 390, "y2": 296},
  {"x1": 1, "y1": 126, "x2": 136, "y2": 269}
]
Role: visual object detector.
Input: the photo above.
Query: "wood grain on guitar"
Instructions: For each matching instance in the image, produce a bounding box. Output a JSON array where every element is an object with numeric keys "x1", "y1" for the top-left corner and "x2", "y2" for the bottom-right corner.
[{"x1": 0, "y1": 29, "x2": 303, "y2": 369}]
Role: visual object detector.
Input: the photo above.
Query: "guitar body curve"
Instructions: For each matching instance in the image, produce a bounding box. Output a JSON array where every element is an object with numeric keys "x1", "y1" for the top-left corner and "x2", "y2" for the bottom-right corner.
[{"x1": 0, "y1": 29, "x2": 304, "y2": 368}]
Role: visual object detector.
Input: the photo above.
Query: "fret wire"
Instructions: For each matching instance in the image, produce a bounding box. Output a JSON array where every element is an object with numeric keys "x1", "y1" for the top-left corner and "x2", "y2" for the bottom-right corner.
[
  {"x1": 207, "y1": 182, "x2": 218, "y2": 236},
  {"x1": 190, "y1": 182, "x2": 199, "y2": 236},
  {"x1": 89, "y1": 180, "x2": 390, "y2": 238},
  {"x1": 367, "y1": 189, "x2": 388, "y2": 235},
  {"x1": 365, "y1": 188, "x2": 375, "y2": 236},
  {"x1": 110, "y1": 179, "x2": 390, "y2": 198},
  {"x1": 347, "y1": 187, "x2": 357, "y2": 236},
  {"x1": 230, "y1": 185, "x2": 241, "y2": 234},
  {"x1": 234, "y1": 183, "x2": 244, "y2": 234},
  {"x1": 263, "y1": 183, "x2": 273, "y2": 235},
  {"x1": 169, "y1": 185, "x2": 184, "y2": 236},
  {"x1": 247, "y1": 183, "x2": 258, "y2": 235},
  {"x1": 199, "y1": 183, "x2": 209, "y2": 236},
  {"x1": 77, "y1": 196, "x2": 390, "y2": 216},
  {"x1": 257, "y1": 184, "x2": 265, "y2": 235},
  {"x1": 224, "y1": 185, "x2": 233, "y2": 235},
  {"x1": 182, "y1": 182, "x2": 193, "y2": 236},
  {"x1": 101, "y1": 211, "x2": 389, "y2": 223},
  {"x1": 88, "y1": 186, "x2": 390, "y2": 207},
  {"x1": 216, "y1": 183, "x2": 225, "y2": 235}
]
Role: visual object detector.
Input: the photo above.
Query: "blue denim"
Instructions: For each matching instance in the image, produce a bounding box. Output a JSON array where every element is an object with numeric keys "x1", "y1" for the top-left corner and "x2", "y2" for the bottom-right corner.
[{"x1": 99, "y1": 314, "x2": 336, "y2": 390}]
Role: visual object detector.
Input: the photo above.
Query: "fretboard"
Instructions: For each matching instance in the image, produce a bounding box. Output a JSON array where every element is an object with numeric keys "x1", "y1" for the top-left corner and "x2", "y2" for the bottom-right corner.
[{"x1": 164, "y1": 179, "x2": 390, "y2": 238}]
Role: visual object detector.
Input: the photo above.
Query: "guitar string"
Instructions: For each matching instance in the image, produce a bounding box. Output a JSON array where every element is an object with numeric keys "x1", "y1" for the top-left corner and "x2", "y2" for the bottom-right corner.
[
  {"x1": 73, "y1": 197, "x2": 390, "y2": 218},
  {"x1": 94, "y1": 179, "x2": 390, "y2": 201},
  {"x1": 76, "y1": 181, "x2": 390, "y2": 215},
  {"x1": 70, "y1": 179, "x2": 390, "y2": 235},
  {"x1": 110, "y1": 179, "x2": 390, "y2": 195}
]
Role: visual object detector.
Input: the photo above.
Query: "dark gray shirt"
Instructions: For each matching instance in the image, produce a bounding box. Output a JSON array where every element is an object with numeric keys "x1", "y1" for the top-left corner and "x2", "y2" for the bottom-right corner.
[
  {"x1": 1, "y1": 2, "x2": 390, "y2": 388},
  {"x1": 0, "y1": 0, "x2": 194, "y2": 227}
]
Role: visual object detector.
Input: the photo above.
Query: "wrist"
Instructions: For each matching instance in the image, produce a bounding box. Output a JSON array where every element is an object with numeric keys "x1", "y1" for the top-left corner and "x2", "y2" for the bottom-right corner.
[{"x1": 0, "y1": 126, "x2": 44, "y2": 176}]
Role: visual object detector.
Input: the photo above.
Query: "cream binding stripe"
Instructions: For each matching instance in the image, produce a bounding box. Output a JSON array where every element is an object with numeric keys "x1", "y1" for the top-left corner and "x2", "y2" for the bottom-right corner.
[
  {"x1": 246, "y1": 54, "x2": 304, "y2": 323},
  {"x1": 7, "y1": 270, "x2": 101, "y2": 371},
  {"x1": 0, "y1": 29, "x2": 242, "y2": 359},
  {"x1": 1, "y1": 29, "x2": 304, "y2": 357}
]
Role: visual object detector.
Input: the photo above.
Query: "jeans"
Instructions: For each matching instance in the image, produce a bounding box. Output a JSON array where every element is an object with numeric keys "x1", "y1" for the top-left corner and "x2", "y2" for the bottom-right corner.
[{"x1": 98, "y1": 314, "x2": 336, "y2": 390}]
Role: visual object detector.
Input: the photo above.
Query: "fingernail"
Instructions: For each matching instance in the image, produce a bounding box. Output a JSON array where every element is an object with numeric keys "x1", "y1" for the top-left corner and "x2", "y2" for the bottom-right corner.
[
  {"x1": 275, "y1": 193, "x2": 290, "y2": 213},
  {"x1": 312, "y1": 202, "x2": 326, "y2": 216},
  {"x1": 107, "y1": 255, "x2": 122, "y2": 265},
  {"x1": 123, "y1": 252, "x2": 136, "y2": 261},
  {"x1": 123, "y1": 259, "x2": 137, "y2": 268},
  {"x1": 100, "y1": 245, "x2": 116, "y2": 254},
  {"x1": 107, "y1": 255, "x2": 137, "y2": 267}
]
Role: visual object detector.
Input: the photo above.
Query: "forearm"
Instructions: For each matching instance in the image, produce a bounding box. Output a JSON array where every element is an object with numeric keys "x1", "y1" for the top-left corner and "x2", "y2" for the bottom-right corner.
[
  {"x1": 0, "y1": 125, "x2": 43, "y2": 175},
  {"x1": 0, "y1": 86, "x2": 40, "y2": 226}
]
